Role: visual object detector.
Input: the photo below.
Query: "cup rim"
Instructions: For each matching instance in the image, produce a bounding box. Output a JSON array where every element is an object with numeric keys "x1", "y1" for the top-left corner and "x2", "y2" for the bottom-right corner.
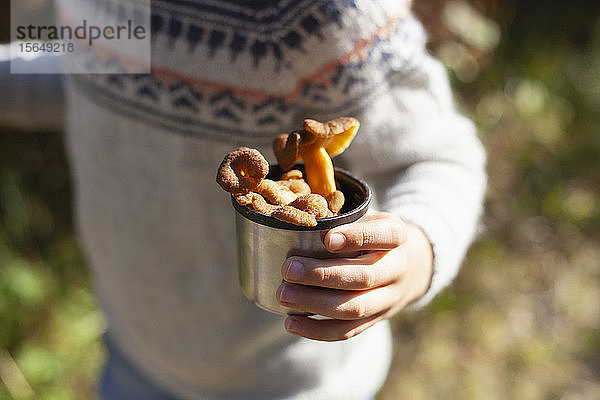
[{"x1": 231, "y1": 166, "x2": 372, "y2": 231}]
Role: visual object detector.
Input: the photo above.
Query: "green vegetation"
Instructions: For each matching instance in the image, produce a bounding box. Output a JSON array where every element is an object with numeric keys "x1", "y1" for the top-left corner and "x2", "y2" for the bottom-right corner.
[
  {"x1": 0, "y1": 135, "x2": 105, "y2": 399},
  {"x1": 1, "y1": 1, "x2": 599, "y2": 399},
  {"x1": 381, "y1": 2, "x2": 600, "y2": 399}
]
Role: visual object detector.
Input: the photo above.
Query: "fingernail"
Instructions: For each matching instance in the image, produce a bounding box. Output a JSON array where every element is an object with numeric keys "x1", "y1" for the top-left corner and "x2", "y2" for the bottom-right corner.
[
  {"x1": 328, "y1": 232, "x2": 346, "y2": 250},
  {"x1": 285, "y1": 317, "x2": 303, "y2": 334},
  {"x1": 277, "y1": 284, "x2": 299, "y2": 305},
  {"x1": 285, "y1": 260, "x2": 304, "y2": 280}
]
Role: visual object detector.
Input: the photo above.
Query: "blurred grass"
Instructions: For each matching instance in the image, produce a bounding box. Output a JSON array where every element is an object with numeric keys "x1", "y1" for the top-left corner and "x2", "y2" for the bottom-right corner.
[
  {"x1": 380, "y1": 1, "x2": 600, "y2": 399},
  {"x1": 0, "y1": 134, "x2": 105, "y2": 400},
  {"x1": 1, "y1": 1, "x2": 600, "y2": 399}
]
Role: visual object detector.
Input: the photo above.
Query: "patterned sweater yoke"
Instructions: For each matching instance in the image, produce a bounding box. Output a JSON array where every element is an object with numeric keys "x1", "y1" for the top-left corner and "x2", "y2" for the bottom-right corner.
[{"x1": 71, "y1": 0, "x2": 417, "y2": 142}]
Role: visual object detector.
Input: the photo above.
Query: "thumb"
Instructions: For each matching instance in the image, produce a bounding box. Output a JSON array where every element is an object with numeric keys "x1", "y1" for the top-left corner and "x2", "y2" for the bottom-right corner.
[{"x1": 324, "y1": 216, "x2": 406, "y2": 252}]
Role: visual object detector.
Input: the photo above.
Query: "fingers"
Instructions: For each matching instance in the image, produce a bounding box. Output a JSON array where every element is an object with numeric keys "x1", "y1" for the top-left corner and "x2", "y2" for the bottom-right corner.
[
  {"x1": 276, "y1": 281, "x2": 402, "y2": 320},
  {"x1": 284, "y1": 313, "x2": 384, "y2": 342},
  {"x1": 281, "y1": 252, "x2": 405, "y2": 290},
  {"x1": 278, "y1": 212, "x2": 412, "y2": 341},
  {"x1": 324, "y1": 215, "x2": 406, "y2": 252}
]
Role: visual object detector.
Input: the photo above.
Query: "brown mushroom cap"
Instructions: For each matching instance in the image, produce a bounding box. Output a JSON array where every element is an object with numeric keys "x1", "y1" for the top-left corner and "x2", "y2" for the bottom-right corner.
[
  {"x1": 216, "y1": 147, "x2": 269, "y2": 194},
  {"x1": 302, "y1": 117, "x2": 360, "y2": 157},
  {"x1": 303, "y1": 117, "x2": 358, "y2": 138},
  {"x1": 273, "y1": 131, "x2": 300, "y2": 171}
]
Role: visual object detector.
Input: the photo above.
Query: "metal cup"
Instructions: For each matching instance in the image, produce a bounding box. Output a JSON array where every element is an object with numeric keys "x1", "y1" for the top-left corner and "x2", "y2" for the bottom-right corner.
[{"x1": 233, "y1": 166, "x2": 372, "y2": 315}]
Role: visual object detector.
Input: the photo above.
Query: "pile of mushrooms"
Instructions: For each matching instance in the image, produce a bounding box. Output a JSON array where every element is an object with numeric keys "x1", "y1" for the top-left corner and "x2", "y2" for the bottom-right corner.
[{"x1": 216, "y1": 117, "x2": 360, "y2": 226}]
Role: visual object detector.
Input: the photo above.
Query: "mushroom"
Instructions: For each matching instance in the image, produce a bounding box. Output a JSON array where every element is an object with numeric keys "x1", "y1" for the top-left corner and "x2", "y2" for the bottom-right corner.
[
  {"x1": 273, "y1": 117, "x2": 360, "y2": 196},
  {"x1": 272, "y1": 131, "x2": 300, "y2": 171}
]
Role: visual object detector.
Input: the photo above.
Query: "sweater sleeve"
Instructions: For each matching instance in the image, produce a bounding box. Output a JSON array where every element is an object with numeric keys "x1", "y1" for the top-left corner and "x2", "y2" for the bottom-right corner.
[{"x1": 309, "y1": 16, "x2": 487, "y2": 308}]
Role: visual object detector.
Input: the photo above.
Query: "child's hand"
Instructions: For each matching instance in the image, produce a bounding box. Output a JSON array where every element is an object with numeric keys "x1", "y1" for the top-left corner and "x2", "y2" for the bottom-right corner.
[{"x1": 277, "y1": 211, "x2": 433, "y2": 341}]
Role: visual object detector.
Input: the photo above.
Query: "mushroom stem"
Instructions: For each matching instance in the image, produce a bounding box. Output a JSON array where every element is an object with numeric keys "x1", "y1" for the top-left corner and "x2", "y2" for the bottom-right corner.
[{"x1": 300, "y1": 145, "x2": 336, "y2": 196}]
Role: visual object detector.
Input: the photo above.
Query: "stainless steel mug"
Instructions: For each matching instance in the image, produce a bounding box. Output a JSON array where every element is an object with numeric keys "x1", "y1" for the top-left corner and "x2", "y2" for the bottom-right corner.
[{"x1": 233, "y1": 166, "x2": 372, "y2": 315}]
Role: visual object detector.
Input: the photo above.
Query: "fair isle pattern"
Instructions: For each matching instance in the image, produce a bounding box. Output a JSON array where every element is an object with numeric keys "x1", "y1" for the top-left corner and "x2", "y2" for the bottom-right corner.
[
  {"x1": 151, "y1": 0, "x2": 332, "y2": 65},
  {"x1": 73, "y1": 0, "x2": 421, "y2": 143}
]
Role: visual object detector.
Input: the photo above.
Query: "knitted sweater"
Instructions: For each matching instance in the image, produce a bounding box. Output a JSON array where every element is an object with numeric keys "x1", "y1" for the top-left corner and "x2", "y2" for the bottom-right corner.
[{"x1": 5, "y1": 0, "x2": 486, "y2": 399}]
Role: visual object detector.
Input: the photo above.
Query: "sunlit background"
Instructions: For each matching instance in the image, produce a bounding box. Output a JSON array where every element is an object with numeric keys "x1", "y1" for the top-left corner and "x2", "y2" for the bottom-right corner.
[{"x1": 1, "y1": 1, "x2": 599, "y2": 399}]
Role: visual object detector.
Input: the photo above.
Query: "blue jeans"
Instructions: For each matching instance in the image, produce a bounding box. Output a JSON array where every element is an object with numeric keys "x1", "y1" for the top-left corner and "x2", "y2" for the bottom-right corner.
[{"x1": 99, "y1": 337, "x2": 178, "y2": 400}]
